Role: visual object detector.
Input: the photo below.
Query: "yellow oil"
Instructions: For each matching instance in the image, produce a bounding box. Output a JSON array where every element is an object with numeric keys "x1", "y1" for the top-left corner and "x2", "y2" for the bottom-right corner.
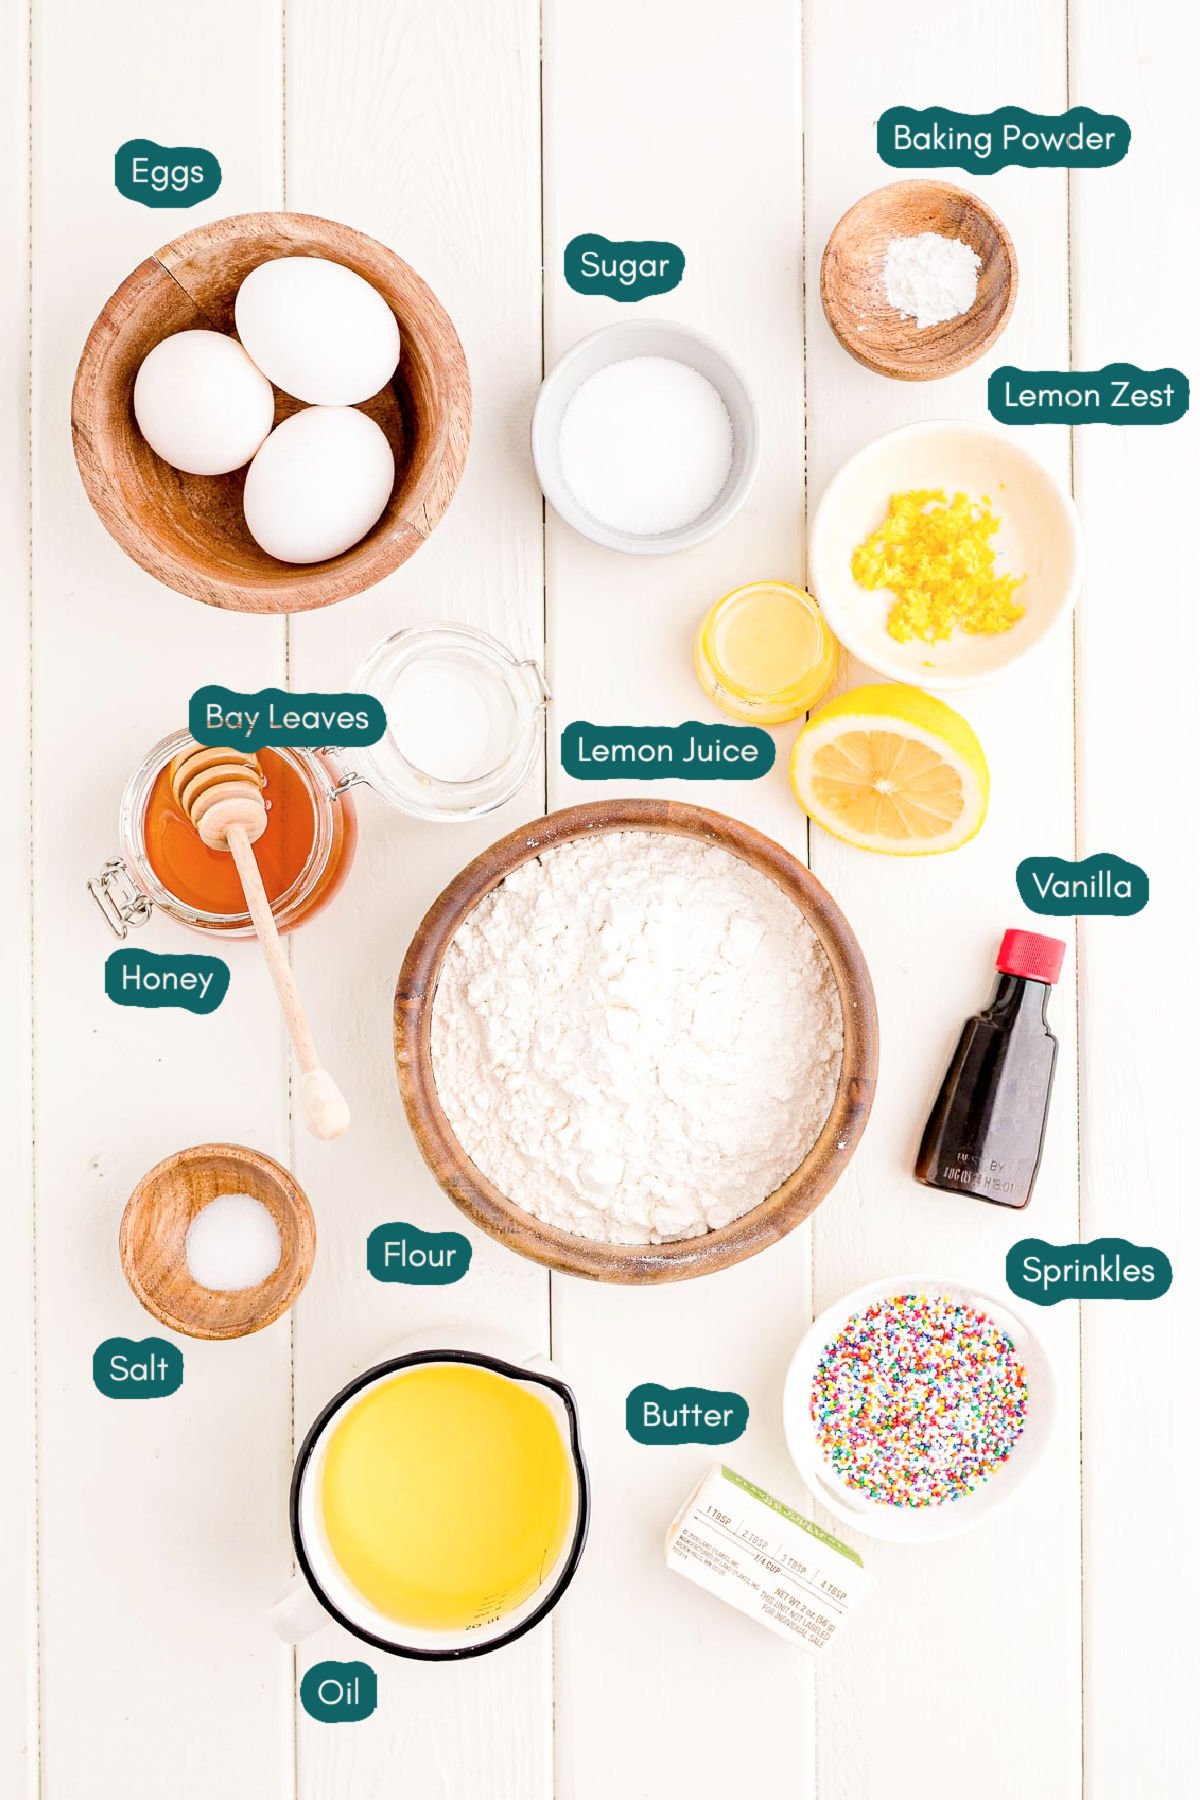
[
  {"x1": 695, "y1": 581, "x2": 837, "y2": 725},
  {"x1": 319, "y1": 1363, "x2": 574, "y2": 1631}
]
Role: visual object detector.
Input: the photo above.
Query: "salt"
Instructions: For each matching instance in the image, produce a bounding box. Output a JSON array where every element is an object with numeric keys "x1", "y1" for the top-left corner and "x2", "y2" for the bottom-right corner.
[
  {"x1": 185, "y1": 1192, "x2": 282, "y2": 1292},
  {"x1": 883, "y1": 232, "x2": 981, "y2": 330},
  {"x1": 558, "y1": 355, "x2": 733, "y2": 536}
]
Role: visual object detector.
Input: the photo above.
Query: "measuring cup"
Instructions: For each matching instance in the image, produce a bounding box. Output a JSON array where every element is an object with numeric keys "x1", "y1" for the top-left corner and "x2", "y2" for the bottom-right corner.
[{"x1": 272, "y1": 1333, "x2": 589, "y2": 1659}]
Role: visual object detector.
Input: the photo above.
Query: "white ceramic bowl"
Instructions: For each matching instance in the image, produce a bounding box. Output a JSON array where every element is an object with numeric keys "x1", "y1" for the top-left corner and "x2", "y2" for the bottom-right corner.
[
  {"x1": 809, "y1": 421, "x2": 1083, "y2": 688},
  {"x1": 782, "y1": 1273, "x2": 1056, "y2": 1544},
  {"x1": 531, "y1": 320, "x2": 761, "y2": 555}
]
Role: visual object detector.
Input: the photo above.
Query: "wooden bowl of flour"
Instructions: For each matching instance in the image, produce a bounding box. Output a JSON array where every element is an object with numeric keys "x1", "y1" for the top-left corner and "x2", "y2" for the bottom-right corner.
[{"x1": 394, "y1": 800, "x2": 877, "y2": 1284}]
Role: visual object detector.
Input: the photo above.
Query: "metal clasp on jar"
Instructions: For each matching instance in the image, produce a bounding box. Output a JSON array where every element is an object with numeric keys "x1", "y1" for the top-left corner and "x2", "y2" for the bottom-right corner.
[
  {"x1": 319, "y1": 750, "x2": 366, "y2": 801},
  {"x1": 88, "y1": 859, "x2": 153, "y2": 938}
]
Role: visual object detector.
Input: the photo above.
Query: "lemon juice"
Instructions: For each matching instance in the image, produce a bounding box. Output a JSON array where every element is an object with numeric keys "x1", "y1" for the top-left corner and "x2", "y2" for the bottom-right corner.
[
  {"x1": 695, "y1": 581, "x2": 836, "y2": 724},
  {"x1": 319, "y1": 1363, "x2": 574, "y2": 1631}
]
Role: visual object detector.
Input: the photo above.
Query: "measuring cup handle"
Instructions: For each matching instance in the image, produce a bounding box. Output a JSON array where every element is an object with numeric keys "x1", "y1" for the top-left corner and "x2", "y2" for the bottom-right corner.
[{"x1": 269, "y1": 1575, "x2": 329, "y2": 1644}]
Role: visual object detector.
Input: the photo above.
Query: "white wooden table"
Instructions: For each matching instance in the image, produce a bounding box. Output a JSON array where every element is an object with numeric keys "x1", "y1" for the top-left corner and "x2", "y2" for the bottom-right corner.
[{"x1": 4, "y1": 2, "x2": 1196, "y2": 1795}]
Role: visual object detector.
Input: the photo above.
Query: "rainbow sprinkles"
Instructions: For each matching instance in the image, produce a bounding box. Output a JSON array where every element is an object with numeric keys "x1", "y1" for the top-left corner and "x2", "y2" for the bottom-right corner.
[{"x1": 810, "y1": 1292, "x2": 1028, "y2": 1508}]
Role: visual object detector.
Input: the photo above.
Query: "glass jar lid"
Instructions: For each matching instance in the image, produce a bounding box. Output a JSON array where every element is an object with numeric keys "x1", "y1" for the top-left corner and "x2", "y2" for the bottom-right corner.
[{"x1": 352, "y1": 622, "x2": 549, "y2": 822}]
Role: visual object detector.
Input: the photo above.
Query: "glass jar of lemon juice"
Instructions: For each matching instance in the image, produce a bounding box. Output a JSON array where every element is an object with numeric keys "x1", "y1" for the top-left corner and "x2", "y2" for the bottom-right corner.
[{"x1": 694, "y1": 580, "x2": 837, "y2": 725}]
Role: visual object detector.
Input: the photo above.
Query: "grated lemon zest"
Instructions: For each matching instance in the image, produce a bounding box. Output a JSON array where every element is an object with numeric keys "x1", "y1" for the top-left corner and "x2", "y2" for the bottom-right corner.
[{"x1": 851, "y1": 488, "x2": 1026, "y2": 644}]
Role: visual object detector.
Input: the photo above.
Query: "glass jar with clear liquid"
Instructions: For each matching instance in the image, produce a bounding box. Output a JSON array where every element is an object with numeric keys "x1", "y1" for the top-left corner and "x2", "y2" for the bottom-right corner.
[{"x1": 351, "y1": 623, "x2": 549, "y2": 822}]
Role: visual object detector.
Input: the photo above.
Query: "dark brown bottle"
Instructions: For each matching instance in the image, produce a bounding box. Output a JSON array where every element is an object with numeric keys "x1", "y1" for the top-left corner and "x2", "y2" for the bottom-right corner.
[{"x1": 915, "y1": 929, "x2": 1066, "y2": 1209}]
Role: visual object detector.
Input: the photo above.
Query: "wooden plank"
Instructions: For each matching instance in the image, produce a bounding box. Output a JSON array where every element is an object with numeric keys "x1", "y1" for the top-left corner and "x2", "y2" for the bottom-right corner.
[
  {"x1": 804, "y1": 5, "x2": 1082, "y2": 1797},
  {"x1": 1069, "y1": 4, "x2": 1198, "y2": 1794},
  {"x1": 282, "y1": 3, "x2": 551, "y2": 1794},
  {"x1": 0, "y1": 0, "x2": 35, "y2": 1793},
  {"x1": 541, "y1": 4, "x2": 816, "y2": 1795},
  {"x1": 29, "y1": 4, "x2": 293, "y2": 1796}
]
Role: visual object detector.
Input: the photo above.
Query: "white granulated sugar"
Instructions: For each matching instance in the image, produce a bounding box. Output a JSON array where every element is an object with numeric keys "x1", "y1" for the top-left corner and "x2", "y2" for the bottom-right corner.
[
  {"x1": 431, "y1": 832, "x2": 843, "y2": 1246},
  {"x1": 558, "y1": 356, "x2": 733, "y2": 536},
  {"x1": 185, "y1": 1192, "x2": 282, "y2": 1292},
  {"x1": 883, "y1": 232, "x2": 981, "y2": 330}
]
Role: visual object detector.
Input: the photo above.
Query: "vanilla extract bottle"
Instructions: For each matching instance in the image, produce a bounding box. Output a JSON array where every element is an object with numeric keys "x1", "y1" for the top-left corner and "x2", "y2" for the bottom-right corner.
[{"x1": 915, "y1": 929, "x2": 1066, "y2": 1210}]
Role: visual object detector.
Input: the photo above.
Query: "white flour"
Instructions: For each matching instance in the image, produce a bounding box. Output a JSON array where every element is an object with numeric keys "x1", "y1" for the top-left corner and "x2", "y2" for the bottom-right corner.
[
  {"x1": 883, "y1": 232, "x2": 981, "y2": 330},
  {"x1": 431, "y1": 832, "x2": 843, "y2": 1245}
]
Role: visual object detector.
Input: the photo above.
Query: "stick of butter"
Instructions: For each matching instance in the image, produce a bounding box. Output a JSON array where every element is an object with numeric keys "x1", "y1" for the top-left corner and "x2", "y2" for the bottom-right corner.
[{"x1": 665, "y1": 1464, "x2": 870, "y2": 1653}]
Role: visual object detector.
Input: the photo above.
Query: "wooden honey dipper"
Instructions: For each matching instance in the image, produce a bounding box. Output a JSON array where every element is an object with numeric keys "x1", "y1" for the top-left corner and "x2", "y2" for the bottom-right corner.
[{"x1": 169, "y1": 743, "x2": 350, "y2": 1140}]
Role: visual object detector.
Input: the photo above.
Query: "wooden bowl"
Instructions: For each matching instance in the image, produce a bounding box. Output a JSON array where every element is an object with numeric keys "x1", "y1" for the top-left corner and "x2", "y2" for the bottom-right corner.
[
  {"x1": 821, "y1": 180, "x2": 1017, "y2": 381},
  {"x1": 72, "y1": 212, "x2": 471, "y2": 612},
  {"x1": 120, "y1": 1143, "x2": 316, "y2": 1340},
  {"x1": 394, "y1": 801, "x2": 878, "y2": 1284}
]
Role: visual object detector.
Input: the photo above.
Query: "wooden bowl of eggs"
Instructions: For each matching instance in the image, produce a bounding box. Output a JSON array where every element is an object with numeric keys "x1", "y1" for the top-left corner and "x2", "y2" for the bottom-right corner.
[{"x1": 72, "y1": 212, "x2": 472, "y2": 613}]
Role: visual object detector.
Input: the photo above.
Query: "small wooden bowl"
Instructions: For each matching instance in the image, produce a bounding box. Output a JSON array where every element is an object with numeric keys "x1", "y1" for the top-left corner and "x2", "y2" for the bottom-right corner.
[
  {"x1": 395, "y1": 801, "x2": 878, "y2": 1284},
  {"x1": 821, "y1": 180, "x2": 1017, "y2": 381},
  {"x1": 72, "y1": 212, "x2": 471, "y2": 612},
  {"x1": 120, "y1": 1143, "x2": 316, "y2": 1340}
]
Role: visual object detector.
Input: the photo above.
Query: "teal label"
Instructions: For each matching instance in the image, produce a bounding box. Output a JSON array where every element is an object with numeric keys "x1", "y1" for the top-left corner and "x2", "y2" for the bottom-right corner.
[
  {"x1": 93, "y1": 1336, "x2": 183, "y2": 1398},
  {"x1": 877, "y1": 106, "x2": 1129, "y2": 174},
  {"x1": 190, "y1": 685, "x2": 385, "y2": 752},
  {"x1": 1016, "y1": 851, "x2": 1148, "y2": 917},
  {"x1": 1007, "y1": 1237, "x2": 1172, "y2": 1306},
  {"x1": 564, "y1": 233, "x2": 684, "y2": 301},
  {"x1": 299, "y1": 1661, "x2": 377, "y2": 1723},
  {"x1": 562, "y1": 721, "x2": 774, "y2": 781},
  {"x1": 366, "y1": 1222, "x2": 472, "y2": 1285},
  {"x1": 105, "y1": 948, "x2": 229, "y2": 1013},
  {"x1": 626, "y1": 1383, "x2": 748, "y2": 1445},
  {"x1": 115, "y1": 138, "x2": 221, "y2": 207},
  {"x1": 989, "y1": 364, "x2": 1188, "y2": 426}
]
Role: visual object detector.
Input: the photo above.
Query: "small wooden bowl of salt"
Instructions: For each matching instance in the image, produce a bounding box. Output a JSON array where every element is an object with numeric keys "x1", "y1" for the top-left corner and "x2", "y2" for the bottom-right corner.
[
  {"x1": 120, "y1": 1143, "x2": 315, "y2": 1340},
  {"x1": 821, "y1": 179, "x2": 1017, "y2": 381}
]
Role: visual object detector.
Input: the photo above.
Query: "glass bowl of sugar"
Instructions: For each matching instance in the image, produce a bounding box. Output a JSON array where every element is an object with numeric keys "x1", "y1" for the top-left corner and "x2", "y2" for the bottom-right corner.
[{"x1": 532, "y1": 320, "x2": 761, "y2": 555}]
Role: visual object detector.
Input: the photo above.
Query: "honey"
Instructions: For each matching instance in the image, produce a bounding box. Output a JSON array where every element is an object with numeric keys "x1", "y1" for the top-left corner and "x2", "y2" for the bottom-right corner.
[
  {"x1": 96, "y1": 734, "x2": 358, "y2": 938},
  {"x1": 695, "y1": 581, "x2": 837, "y2": 725},
  {"x1": 145, "y1": 749, "x2": 315, "y2": 914}
]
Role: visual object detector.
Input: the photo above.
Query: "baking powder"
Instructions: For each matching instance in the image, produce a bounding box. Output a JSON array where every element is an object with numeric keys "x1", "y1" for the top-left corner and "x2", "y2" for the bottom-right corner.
[
  {"x1": 430, "y1": 832, "x2": 842, "y2": 1245},
  {"x1": 883, "y1": 232, "x2": 981, "y2": 330}
]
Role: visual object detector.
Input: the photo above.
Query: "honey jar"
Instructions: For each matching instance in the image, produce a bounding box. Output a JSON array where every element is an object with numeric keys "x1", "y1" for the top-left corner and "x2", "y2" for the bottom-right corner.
[
  {"x1": 90, "y1": 626, "x2": 548, "y2": 939},
  {"x1": 91, "y1": 731, "x2": 358, "y2": 938}
]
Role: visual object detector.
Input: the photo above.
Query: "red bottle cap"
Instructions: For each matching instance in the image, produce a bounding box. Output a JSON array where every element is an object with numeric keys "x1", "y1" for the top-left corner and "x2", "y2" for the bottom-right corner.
[{"x1": 996, "y1": 929, "x2": 1066, "y2": 985}]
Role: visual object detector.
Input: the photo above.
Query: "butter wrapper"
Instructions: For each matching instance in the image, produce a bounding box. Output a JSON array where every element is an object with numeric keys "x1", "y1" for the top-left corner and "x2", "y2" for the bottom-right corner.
[{"x1": 665, "y1": 1464, "x2": 870, "y2": 1653}]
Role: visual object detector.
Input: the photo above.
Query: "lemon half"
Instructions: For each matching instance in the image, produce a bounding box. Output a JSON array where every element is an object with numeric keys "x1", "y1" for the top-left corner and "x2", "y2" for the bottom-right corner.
[{"x1": 790, "y1": 684, "x2": 989, "y2": 856}]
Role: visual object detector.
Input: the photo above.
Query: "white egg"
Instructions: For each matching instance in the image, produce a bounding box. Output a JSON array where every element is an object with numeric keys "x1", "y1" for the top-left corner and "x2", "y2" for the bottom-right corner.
[
  {"x1": 234, "y1": 256, "x2": 401, "y2": 405},
  {"x1": 242, "y1": 406, "x2": 395, "y2": 563},
  {"x1": 133, "y1": 330, "x2": 275, "y2": 475}
]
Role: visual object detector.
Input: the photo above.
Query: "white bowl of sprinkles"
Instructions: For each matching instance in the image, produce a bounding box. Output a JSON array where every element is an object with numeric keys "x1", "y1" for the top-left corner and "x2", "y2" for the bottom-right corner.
[{"x1": 783, "y1": 1274, "x2": 1056, "y2": 1543}]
